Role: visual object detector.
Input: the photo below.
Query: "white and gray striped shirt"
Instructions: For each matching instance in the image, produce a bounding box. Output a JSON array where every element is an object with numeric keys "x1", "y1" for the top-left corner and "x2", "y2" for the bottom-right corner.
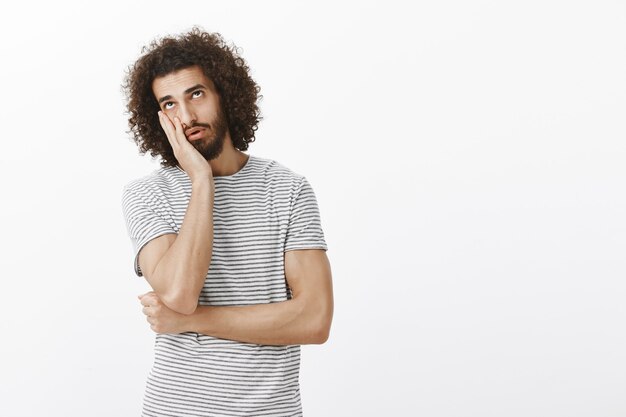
[{"x1": 121, "y1": 154, "x2": 328, "y2": 417}]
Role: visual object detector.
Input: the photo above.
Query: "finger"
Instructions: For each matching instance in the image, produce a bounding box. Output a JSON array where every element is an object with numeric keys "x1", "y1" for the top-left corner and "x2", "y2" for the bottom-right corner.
[
  {"x1": 139, "y1": 297, "x2": 153, "y2": 307},
  {"x1": 143, "y1": 296, "x2": 160, "y2": 307},
  {"x1": 158, "y1": 111, "x2": 179, "y2": 148},
  {"x1": 165, "y1": 114, "x2": 183, "y2": 147},
  {"x1": 158, "y1": 112, "x2": 177, "y2": 146},
  {"x1": 138, "y1": 292, "x2": 150, "y2": 303},
  {"x1": 172, "y1": 116, "x2": 188, "y2": 144}
]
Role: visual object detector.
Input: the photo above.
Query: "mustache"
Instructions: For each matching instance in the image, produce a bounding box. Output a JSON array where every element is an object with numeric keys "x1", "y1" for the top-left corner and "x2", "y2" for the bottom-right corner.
[{"x1": 184, "y1": 122, "x2": 211, "y2": 132}]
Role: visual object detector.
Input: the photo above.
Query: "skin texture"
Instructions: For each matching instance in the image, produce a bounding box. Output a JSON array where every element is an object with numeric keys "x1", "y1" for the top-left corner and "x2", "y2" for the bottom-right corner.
[
  {"x1": 137, "y1": 66, "x2": 334, "y2": 345},
  {"x1": 152, "y1": 65, "x2": 242, "y2": 178},
  {"x1": 122, "y1": 28, "x2": 261, "y2": 168},
  {"x1": 139, "y1": 249, "x2": 334, "y2": 345}
]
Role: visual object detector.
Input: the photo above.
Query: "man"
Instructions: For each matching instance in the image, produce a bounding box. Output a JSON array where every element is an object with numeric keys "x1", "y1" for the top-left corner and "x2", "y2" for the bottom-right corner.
[{"x1": 121, "y1": 27, "x2": 333, "y2": 417}]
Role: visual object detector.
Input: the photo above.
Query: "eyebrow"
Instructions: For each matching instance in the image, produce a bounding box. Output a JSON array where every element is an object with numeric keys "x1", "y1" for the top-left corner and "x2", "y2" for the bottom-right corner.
[{"x1": 157, "y1": 84, "x2": 207, "y2": 104}]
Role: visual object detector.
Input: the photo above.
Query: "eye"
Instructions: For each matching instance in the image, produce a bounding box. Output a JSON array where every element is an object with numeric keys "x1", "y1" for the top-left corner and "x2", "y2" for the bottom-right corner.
[
  {"x1": 163, "y1": 102, "x2": 174, "y2": 110},
  {"x1": 192, "y1": 90, "x2": 203, "y2": 98}
]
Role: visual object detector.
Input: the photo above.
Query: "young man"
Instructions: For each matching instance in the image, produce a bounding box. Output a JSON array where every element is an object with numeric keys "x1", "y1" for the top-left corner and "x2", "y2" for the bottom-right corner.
[{"x1": 121, "y1": 28, "x2": 333, "y2": 416}]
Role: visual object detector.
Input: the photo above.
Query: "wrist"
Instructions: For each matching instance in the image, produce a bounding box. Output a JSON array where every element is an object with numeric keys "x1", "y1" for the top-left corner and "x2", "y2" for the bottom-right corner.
[
  {"x1": 191, "y1": 176, "x2": 214, "y2": 189},
  {"x1": 180, "y1": 309, "x2": 198, "y2": 333}
]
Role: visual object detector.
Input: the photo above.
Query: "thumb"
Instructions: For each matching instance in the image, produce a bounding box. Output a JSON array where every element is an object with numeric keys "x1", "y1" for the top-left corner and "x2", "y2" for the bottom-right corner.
[{"x1": 138, "y1": 291, "x2": 154, "y2": 299}]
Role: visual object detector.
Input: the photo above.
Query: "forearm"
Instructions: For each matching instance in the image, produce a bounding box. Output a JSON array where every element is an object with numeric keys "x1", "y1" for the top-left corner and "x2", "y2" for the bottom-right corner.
[
  {"x1": 153, "y1": 178, "x2": 214, "y2": 314},
  {"x1": 183, "y1": 298, "x2": 328, "y2": 345}
]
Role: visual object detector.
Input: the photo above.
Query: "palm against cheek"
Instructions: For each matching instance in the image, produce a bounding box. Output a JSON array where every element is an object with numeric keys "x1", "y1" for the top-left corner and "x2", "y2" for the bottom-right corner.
[
  {"x1": 157, "y1": 111, "x2": 213, "y2": 180},
  {"x1": 158, "y1": 111, "x2": 183, "y2": 145}
]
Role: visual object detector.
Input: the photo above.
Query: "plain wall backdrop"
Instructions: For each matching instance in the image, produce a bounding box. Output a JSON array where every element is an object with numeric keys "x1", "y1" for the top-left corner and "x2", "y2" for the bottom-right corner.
[{"x1": 0, "y1": 1, "x2": 624, "y2": 416}]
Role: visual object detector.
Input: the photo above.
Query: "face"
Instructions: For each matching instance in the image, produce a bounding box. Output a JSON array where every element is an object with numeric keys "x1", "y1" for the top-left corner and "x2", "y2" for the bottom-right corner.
[{"x1": 152, "y1": 65, "x2": 229, "y2": 161}]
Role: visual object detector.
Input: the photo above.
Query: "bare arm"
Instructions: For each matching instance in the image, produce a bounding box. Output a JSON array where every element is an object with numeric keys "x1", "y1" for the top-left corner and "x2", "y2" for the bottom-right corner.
[
  {"x1": 138, "y1": 112, "x2": 215, "y2": 315},
  {"x1": 139, "y1": 178, "x2": 214, "y2": 315},
  {"x1": 181, "y1": 249, "x2": 334, "y2": 345}
]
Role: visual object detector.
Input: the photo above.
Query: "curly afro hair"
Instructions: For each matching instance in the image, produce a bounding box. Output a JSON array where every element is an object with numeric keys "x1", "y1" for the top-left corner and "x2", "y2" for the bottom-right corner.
[{"x1": 122, "y1": 27, "x2": 262, "y2": 167}]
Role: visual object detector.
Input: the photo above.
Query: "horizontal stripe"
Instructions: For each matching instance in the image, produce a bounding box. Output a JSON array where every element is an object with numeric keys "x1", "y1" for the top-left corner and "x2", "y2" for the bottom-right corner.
[{"x1": 121, "y1": 154, "x2": 326, "y2": 416}]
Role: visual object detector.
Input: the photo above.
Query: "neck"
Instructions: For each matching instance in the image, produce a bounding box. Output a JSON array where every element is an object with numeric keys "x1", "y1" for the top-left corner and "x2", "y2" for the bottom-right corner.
[{"x1": 208, "y1": 140, "x2": 249, "y2": 177}]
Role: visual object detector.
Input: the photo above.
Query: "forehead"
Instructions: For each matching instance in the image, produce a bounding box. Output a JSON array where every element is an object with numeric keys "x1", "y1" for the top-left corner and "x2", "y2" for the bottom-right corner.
[{"x1": 151, "y1": 65, "x2": 215, "y2": 97}]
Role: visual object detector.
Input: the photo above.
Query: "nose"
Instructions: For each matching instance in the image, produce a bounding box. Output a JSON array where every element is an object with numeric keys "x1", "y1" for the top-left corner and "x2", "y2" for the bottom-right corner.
[{"x1": 176, "y1": 103, "x2": 196, "y2": 129}]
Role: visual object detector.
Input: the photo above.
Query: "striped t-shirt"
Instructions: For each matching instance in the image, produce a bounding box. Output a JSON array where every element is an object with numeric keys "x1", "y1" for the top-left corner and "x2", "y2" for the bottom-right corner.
[{"x1": 121, "y1": 154, "x2": 328, "y2": 417}]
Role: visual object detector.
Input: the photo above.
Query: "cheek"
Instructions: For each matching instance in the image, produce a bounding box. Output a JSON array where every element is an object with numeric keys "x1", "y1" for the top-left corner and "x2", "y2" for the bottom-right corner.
[
  {"x1": 200, "y1": 99, "x2": 220, "y2": 114},
  {"x1": 162, "y1": 109, "x2": 179, "y2": 123}
]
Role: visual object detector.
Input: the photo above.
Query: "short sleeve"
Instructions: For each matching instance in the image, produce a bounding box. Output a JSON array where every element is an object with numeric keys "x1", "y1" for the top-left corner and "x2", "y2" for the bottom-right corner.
[
  {"x1": 121, "y1": 185, "x2": 178, "y2": 277},
  {"x1": 284, "y1": 177, "x2": 328, "y2": 252}
]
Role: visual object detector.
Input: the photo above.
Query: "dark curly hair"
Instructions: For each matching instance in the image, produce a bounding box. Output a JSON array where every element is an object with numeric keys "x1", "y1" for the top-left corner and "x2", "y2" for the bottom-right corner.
[{"x1": 122, "y1": 27, "x2": 262, "y2": 167}]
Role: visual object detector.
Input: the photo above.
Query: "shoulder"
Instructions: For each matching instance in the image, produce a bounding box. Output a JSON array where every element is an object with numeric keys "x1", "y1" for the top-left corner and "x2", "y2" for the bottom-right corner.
[
  {"x1": 121, "y1": 167, "x2": 177, "y2": 202},
  {"x1": 249, "y1": 154, "x2": 306, "y2": 189}
]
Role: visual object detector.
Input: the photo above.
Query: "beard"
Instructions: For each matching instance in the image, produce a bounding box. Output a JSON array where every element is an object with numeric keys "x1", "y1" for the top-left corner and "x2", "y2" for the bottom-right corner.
[{"x1": 187, "y1": 107, "x2": 229, "y2": 161}]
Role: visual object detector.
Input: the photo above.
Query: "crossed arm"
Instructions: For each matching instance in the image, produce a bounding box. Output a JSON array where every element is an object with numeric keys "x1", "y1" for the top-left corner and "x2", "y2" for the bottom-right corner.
[{"x1": 138, "y1": 246, "x2": 334, "y2": 346}]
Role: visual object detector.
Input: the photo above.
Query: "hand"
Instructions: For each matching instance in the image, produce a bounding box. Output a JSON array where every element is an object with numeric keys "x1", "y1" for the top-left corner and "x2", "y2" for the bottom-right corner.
[
  {"x1": 158, "y1": 111, "x2": 214, "y2": 183},
  {"x1": 138, "y1": 291, "x2": 189, "y2": 334}
]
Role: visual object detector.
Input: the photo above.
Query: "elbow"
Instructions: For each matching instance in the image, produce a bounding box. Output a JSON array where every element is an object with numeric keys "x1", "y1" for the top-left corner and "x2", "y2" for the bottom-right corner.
[
  {"x1": 161, "y1": 290, "x2": 198, "y2": 315},
  {"x1": 295, "y1": 294, "x2": 333, "y2": 344},
  {"x1": 309, "y1": 309, "x2": 333, "y2": 344},
  {"x1": 175, "y1": 301, "x2": 198, "y2": 316},
  {"x1": 147, "y1": 266, "x2": 201, "y2": 315},
  {"x1": 160, "y1": 271, "x2": 203, "y2": 315},
  {"x1": 312, "y1": 325, "x2": 331, "y2": 344}
]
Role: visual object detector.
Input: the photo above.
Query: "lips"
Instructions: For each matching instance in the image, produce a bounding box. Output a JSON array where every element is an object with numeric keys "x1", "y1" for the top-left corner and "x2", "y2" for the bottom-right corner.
[{"x1": 186, "y1": 127, "x2": 206, "y2": 139}]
